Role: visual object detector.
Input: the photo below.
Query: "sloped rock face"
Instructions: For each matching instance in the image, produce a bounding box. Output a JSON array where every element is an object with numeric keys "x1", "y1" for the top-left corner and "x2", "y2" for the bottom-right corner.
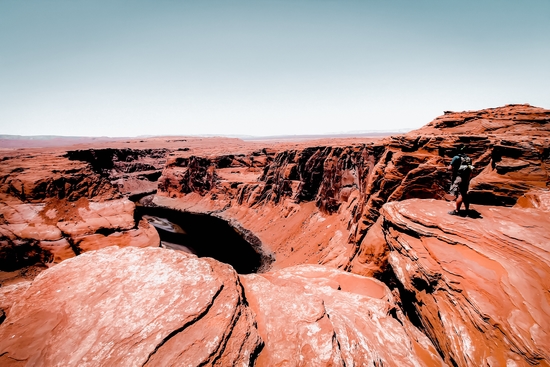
[
  {"x1": 0, "y1": 146, "x2": 167, "y2": 277},
  {"x1": 515, "y1": 189, "x2": 550, "y2": 211},
  {"x1": 0, "y1": 246, "x2": 262, "y2": 366},
  {"x1": 241, "y1": 264, "x2": 447, "y2": 366},
  {"x1": 360, "y1": 199, "x2": 550, "y2": 366},
  {"x1": 0, "y1": 153, "x2": 118, "y2": 203},
  {"x1": 1, "y1": 105, "x2": 549, "y2": 366}
]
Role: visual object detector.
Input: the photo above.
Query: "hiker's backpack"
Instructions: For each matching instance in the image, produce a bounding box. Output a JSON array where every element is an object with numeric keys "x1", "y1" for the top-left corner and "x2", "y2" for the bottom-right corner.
[{"x1": 458, "y1": 155, "x2": 473, "y2": 178}]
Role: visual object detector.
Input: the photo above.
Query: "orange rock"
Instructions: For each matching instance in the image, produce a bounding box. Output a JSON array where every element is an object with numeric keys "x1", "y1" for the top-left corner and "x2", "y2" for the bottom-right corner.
[
  {"x1": 0, "y1": 247, "x2": 261, "y2": 366},
  {"x1": 514, "y1": 189, "x2": 550, "y2": 211},
  {"x1": 410, "y1": 104, "x2": 550, "y2": 136},
  {"x1": 38, "y1": 239, "x2": 75, "y2": 264},
  {"x1": 367, "y1": 199, "x2": 550, "y2": 366},
  {"x1": 241, "y1": 264, "x2": 446, "y2": 366},
  {"x1": 0, "y1": 281, "x2": 31, "y2": 317},
  {"x1": 75, "y1": 219, "x2": 159, "y2": 252}
]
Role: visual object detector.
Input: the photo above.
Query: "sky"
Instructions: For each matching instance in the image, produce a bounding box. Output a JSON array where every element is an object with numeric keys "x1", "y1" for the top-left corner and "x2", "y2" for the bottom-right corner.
[{"x1": 1, "y1": 0, "x2": 549, "y2": 137}]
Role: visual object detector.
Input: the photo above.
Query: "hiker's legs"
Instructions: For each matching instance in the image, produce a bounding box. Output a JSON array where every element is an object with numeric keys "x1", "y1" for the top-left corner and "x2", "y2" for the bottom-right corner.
[
  {"x1": 463, "y1": 193, "x2": 469, "y2": 211},
  {"x1": 455, "y1": 194, "x2": 463, "y2": 211}
]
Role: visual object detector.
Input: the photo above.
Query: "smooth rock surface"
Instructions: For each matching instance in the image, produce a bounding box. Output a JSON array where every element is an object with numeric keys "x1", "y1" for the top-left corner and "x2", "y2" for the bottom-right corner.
[{"x1": 0, "y1": 246, "x2": 261, "y2": 366}]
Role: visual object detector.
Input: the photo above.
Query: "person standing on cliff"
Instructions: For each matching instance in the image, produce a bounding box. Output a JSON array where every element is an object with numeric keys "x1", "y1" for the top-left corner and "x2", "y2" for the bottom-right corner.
[{"x1": 448, "y1": 144, "x2": 473, "y2": 215}]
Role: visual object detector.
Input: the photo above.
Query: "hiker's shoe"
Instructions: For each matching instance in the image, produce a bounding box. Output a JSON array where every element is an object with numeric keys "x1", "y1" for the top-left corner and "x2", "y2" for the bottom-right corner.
[{"x1": 448, "y1": 210, "x2": 460, "y2": 216}]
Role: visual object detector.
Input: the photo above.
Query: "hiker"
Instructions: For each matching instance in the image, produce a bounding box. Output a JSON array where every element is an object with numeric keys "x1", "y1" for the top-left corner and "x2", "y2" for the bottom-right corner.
[{"x1": 448, "y1": 145, "x2": 473, "y2": 215}]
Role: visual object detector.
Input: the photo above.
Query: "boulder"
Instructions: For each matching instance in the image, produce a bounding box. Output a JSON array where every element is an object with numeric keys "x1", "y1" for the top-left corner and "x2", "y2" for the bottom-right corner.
[{"x1": 0, "y1": 246, "x2": 261, "y2": 366}]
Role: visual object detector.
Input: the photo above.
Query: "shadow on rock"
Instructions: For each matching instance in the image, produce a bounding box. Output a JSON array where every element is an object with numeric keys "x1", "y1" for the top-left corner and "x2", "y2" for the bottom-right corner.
[{"x1": 465, "y1": 209, "x2": 483, "y2": 219}]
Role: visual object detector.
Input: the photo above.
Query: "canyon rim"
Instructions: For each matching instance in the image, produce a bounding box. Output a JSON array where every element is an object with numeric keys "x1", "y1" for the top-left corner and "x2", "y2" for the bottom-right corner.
[{"x1": 0, "y1": 104, "x2": 549, "y2": 366}]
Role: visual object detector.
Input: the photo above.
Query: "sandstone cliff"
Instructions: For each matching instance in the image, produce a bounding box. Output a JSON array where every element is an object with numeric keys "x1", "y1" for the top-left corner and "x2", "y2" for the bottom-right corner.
[
  {"x1": 155, "y1": 104, "x2": 549, "y2": 272},
  {"x1": 0, "y1": 105, "x2": 549, "y2": 366},
  {"x1": 355, "y1": 199, "x2": 550, "y2": 366}
]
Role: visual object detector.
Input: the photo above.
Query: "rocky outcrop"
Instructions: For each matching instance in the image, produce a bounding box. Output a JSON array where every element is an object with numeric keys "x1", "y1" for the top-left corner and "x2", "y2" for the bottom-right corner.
[
  {"x1": 0, "y1": 105, "x2": 549, "y2": 365},
  {"x1": 0, "y1": 245, "x2": 449, "y2": 366},
  {"x1": 0, "y1": 153, "x2": 118, "y2": 203},
  {"x1": 0, "y1": 145, "x2": 170, "y2": 276},
  {"x1": 0, "y1": 246, "x2": 262, "y2": 366},
  {"x1": 515, "y1": 189, "x2": 550, "y2": 211},
  {"x1": 0, "y1": 197, "x2": 159, "y2": 273},
  {"x1": 66, "y1": 148, "x2": 169, "y2": 197},
  {"x1": 409, "y1": 104, "x2": 550, "y2": 136},
  {"x1": 353, "y1": 199, "x2": 550, "y2": 366},
  {"x1": 241, "y1": 264, "x2": 446, "y2": 366}
]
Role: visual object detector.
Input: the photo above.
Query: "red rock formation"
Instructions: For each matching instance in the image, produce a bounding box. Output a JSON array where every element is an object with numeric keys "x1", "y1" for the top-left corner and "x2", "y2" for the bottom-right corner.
[
  {"x1": 515, "y1": 189, "x2": 550, "y2": 211},
  {"x1": 155, "y1": 106, "x2": 549, "y2": 271},
  {"x1": 0, "y1": 245, "x2": 448, "y2": 366},
  {"x1": 0, "y1": 246, "x2": 262, "y2": 366},
  {"x1": 65, "y1": 148, "x2": 169, "y2": 197},
  {"x1": 1, "y1": 105, "x2": 549, "y2": 366},
  {"x1": 0, "y1": 152, "x2": 118, "y2": 203},
  {"x1": 0, "y1": 196, "x2": 159, "y2": 273},
  {"x1": 355, "y1": 199, "x2": 550, "y2": 366},
  {"x1": 410, "y1": 104, "x2": 550, "y2": 136},
  {"x1": 241, "y1": 264, "x2": 446, "y2": 366}
]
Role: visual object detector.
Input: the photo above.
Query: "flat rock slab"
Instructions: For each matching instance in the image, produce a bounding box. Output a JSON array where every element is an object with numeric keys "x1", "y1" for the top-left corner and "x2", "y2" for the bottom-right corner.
[
  {"x1": 378, "y1": 199, "x2": 550, "y2": 367},
  {"x1": 0, "y1": 246, "x2": 261, "y2": 366}
]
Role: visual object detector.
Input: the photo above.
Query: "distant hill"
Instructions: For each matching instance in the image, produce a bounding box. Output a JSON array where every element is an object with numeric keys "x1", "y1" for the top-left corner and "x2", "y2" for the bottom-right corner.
[{"x1": 0, "y1": 135, "x2": 128, "y2": 149}]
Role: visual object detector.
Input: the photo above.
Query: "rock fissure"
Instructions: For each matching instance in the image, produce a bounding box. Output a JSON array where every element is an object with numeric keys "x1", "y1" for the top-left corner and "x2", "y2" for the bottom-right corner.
[{"x1": 142, "y1": 284, "x2": 225, "y2": 366}]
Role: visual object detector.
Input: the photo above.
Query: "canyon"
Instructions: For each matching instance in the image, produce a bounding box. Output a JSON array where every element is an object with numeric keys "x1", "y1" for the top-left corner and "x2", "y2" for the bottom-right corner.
[{"x1": 0, "y1": 104, "x2": 549, "y2": 366}]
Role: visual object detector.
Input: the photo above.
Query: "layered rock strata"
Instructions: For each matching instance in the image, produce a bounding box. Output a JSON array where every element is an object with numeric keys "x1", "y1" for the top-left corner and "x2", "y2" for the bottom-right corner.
[
  {"x1": 0, "y1": 197, "x2": 159, "y2": 274},
  {"x1": 355, "y1": 199, "x2": 550, "y2": 366},
  {"x1": 65, "y1": 148, "x2": 169, "y2": 198},
  {"x1": 0, "y1": 105, "x2": 549, "y2": 366},
  {"x1": 410, "y1": 104, "x2": 550, "y2": 136},
  {"x1": 0, "y1": 143, "x2": 179, "y2": 277}
]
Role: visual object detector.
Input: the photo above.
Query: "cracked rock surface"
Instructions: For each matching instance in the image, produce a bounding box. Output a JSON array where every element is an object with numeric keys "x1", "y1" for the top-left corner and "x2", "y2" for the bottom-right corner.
[{"x1": 0, "y1": 246, "x2": 262, "y2": 366}]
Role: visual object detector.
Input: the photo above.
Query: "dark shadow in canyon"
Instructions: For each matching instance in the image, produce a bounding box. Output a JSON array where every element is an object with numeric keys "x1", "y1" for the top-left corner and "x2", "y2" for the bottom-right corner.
[{"x1": 134, "y1": 205, "x2": 272, "y2": 274}]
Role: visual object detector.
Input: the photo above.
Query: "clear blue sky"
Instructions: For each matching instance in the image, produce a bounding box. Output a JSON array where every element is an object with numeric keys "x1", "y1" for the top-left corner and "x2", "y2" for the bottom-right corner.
[{"x1": 1, "y1": 0, "x2": 549, "y2": 137}]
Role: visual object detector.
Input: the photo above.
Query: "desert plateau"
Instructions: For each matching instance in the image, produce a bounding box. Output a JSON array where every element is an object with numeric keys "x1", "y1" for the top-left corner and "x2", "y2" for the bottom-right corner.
[{"x1": 0, "y1": 104, "x2": 549, "y2": 366}]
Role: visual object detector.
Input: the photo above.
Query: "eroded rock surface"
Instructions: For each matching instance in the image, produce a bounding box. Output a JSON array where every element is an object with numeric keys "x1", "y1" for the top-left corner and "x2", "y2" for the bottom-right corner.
[
  {"x1": 0, "y1": 105, "x2": 549, "y2": 366},
  {"x1": 410, "y1": 104, "x2": 550, "y2": 136},
  {"x1": 360, "y1": 199, "x2": 550, "y2": 366},
  {"x1": 0, "y1": 197, "x2": 159, "y2": 273},
  {"x1": 241, "y1": 264, "x2": 447, "y2": 366},
  {"x1": 0, "y1": 246, "x2": 262, "y2": 366}
]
